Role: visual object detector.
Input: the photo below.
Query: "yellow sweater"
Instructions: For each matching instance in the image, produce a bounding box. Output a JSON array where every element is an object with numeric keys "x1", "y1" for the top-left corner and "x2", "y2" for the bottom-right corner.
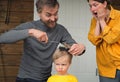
[
  {"x1": 47, "y1": 74, "x2": 78, "y2": 82},
  {"x1": 88, "y1": 7, "x2": 120, "y2": 78}
]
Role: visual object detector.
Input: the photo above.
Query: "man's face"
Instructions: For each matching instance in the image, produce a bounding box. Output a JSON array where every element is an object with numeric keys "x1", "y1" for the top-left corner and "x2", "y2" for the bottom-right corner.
[{"x1": 38, "y1": 5, "x2": 59, "y2": 28}]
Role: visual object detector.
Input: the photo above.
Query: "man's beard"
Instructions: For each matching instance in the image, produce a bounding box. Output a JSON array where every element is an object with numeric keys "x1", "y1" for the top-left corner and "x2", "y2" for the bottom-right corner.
[{"x1": 45, "y1": 20, "x2": 57, "y2": 28}]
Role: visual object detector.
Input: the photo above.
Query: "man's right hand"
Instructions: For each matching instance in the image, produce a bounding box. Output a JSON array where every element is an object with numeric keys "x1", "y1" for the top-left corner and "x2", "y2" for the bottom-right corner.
[{"x1": 29, "y1": 29, "x2": 48, "y2": 43}]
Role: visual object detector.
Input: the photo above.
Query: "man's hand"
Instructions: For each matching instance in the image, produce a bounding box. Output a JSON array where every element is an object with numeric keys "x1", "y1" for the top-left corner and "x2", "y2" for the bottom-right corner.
[
  {"x1": 29, "y1": 29, "x2": 48, "y2": 43},
  {"x1": 68, "y1": 43, "x2": 85, "y2": 56}
]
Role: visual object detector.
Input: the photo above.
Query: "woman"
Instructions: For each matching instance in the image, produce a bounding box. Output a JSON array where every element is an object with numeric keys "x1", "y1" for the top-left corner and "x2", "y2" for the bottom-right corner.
[{"x1": 87, "y1": 0, "x2": 120, "y2": 82}]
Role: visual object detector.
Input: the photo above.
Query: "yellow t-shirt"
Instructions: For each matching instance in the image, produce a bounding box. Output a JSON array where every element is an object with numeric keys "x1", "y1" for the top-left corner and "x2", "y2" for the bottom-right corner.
[{"x1": 47, "y1": 74, "x2": 78, "y2": 82}]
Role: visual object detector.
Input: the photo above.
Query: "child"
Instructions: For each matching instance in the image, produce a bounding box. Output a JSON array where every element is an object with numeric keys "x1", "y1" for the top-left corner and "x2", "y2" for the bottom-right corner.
[{"x1": 47, "y1": 47, "x2": 78, "y2": 82}]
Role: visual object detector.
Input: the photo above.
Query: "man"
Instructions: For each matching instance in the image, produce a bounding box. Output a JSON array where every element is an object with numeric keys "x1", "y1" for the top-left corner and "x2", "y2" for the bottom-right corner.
[{"x1": 0, "y1": 0, "x2": 85, "y2": 82}]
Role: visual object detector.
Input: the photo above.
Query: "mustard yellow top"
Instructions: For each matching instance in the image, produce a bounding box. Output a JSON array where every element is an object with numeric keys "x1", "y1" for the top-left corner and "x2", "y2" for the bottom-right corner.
[
  {"x1": 88, "y1": 7, "x2": 120, "y2": 78},
  {"x1": 47, "y1": 74, "x2": 78, "y2": 82}
]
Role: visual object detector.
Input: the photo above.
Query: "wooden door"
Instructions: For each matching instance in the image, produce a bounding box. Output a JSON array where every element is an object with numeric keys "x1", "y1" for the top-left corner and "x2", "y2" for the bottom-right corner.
[{"x1": 0, "y1": 0, "x2": 34, "y2": 82}]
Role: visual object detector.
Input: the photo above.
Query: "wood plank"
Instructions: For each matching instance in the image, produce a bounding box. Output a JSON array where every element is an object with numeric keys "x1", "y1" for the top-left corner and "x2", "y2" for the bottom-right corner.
[
  {"x1": 0, "y1": 0, "x2": 34, "y2": 23},
  {"x1": 0, "y1": 11, "x2": 33, "y2": 23},
  {"x1": 0, "y1": 0, "x2": 33, "y2": 82},
  {"x1": 1, "y1": 43, "x2": 23, "y2": 54},
  {"x1": 0, "y1": 0, "x2": 33, "y2": 1},
  {"x1": 0, "y1": 23, "x2": 20, "y2": 32},
  {"x1": 10, "y1": 1, "x2": 34, "y2": 12},
  {"x1": 112, "y1": 6, "x2": 120, "y2": 10},
  {"x1": 0, "y1": 54, "x2": 21, "y2": 65},
  {"x1": 0, "y1": 77, "x2": 16, "y2": 82},
  {"x1": 111, "y1": 0, "x2": 120, "y2": 5},
  {"x1": 0, "y1": 66, "x2": 19, "y2": 76},
  {"x1": 0, "y1": 1, "x2": 34, "y2": 12}
]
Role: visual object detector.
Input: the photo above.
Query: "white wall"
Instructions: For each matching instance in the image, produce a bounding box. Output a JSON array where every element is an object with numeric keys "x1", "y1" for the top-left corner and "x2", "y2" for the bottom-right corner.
[{"x1": 34, "y1": 0, "x2": 98, "y2": 82}]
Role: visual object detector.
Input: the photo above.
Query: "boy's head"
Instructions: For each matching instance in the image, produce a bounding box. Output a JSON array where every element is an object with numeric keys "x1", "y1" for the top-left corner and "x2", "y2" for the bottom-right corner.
[
  {"x1": 53, "y1": 47, "x2": 73, "y2": 64},
  {"x1": 53, "y1": 47, "x2": 73, "y2": 75}
]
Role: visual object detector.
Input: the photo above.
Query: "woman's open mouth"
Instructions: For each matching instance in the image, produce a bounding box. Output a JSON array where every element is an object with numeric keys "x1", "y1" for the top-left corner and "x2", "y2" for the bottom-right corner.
[{"x1": 94, "y1": 12, "x2": 97, "y2": 16}]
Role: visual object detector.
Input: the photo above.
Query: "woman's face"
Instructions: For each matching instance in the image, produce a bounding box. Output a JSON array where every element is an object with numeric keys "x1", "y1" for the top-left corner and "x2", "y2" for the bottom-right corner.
[{"x1": 88, "y1": 0, "x2": 107, "y2": 17}]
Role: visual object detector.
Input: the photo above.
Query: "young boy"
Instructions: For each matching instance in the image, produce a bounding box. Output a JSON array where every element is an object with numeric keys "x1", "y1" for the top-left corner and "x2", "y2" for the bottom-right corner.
[{"x1": 47, "y1": 47, "x2": 78, "y2": 82}]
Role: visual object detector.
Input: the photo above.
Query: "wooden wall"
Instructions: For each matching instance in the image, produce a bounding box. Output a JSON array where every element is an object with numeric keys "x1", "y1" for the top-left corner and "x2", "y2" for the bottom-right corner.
[
  {"x1": 111, "y1": 0, "x2": 120, "y2": 10},
  {"x1": 0, "y1": 0, "x2": 34, "y2": 82}
]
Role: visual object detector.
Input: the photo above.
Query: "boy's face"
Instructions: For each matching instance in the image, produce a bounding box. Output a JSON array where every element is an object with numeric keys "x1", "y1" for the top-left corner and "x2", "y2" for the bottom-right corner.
[
  {"x1": 38, "y1": 5, "x2": 59, "y2": 28},
  {"x1": 54, "y1": 55, "x2": 71, "y2": 75}
]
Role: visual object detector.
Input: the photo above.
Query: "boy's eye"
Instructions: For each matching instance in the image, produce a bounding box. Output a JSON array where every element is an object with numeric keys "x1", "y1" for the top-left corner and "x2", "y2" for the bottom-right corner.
[
  {"x1": 55, "y1": 63, "x2": 59, "y2": 65},
  {"x1": 62, "y1": 64, "x2": 66, "y2": 66}
]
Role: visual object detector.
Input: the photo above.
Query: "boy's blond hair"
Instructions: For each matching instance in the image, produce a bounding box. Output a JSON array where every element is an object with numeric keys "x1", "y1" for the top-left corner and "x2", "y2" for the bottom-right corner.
[{"x1": 53, "y1": 47, "x2": 73, "y2": 64}]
